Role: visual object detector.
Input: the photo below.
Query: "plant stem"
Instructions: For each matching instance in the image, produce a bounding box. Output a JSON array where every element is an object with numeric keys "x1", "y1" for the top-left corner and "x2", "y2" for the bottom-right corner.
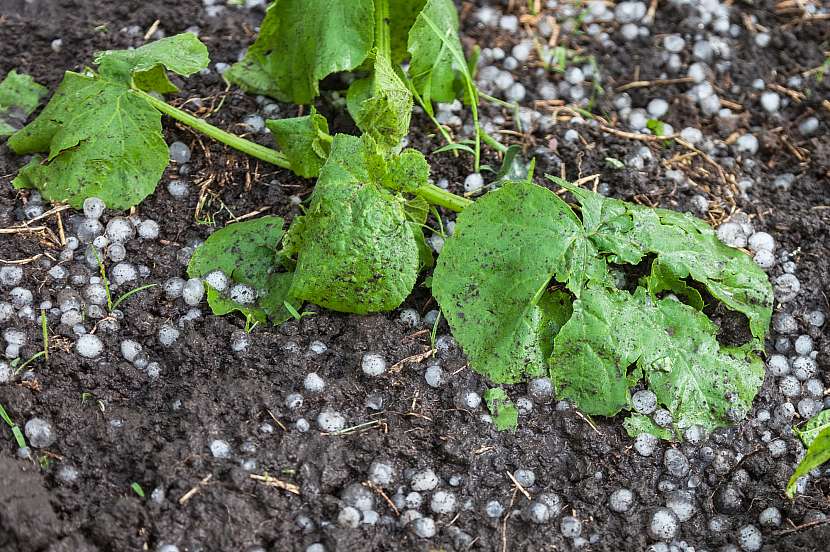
[
  {"x1": 133, "y1": 89, "x2": 292, "y2": 170},
  {"x1": 375, "y1": 0, "x2": 392, "y2": 60},
  {"x1": 135, "y1": 89, "x2": 471, "y2": 212},
  {"x1": 481, "y1": 130, "x2": 508, "y2": 154}
]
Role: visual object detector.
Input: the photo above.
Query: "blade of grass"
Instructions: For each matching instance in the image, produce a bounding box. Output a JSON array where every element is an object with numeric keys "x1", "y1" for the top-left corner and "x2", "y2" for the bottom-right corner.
[
  {"x1": 0, "y1": 403, "x2": 27, "y2": 449},
  {"x1": 111, "y1": 283, "x2": 158, "y2": 311}
]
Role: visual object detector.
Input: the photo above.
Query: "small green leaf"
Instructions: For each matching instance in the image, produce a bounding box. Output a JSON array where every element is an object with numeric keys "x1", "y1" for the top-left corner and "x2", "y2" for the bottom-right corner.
[
  {"x1": 227, "y1": 0, "x2": 374, "y2": 104},
  {"x1": 795, "y1": 410, "x2": 830, "y2": 448},
  {"x1": 623, "y1": 413, "x2": 675, "y2": 440},
  {"x1": 96, "y1": 33, "x2": 209, "y2": 93},
  {"x1": 484, "y1": 388, "x2": 518, "y2": 431},
  {"x1": 284, "y1": 134, "x2": 420, "y2": 314},
  {"x1": 266, "y1": 107, "x2": 331, "y2": 178},
  {"x1": 384, "y1": 148, "x2": 430, "y2": 193},
  {"x1": 9, "y1": 72, "x2": 167, "y2": 209},
  {"x1": 0, "y1": 70, "x2": 48, "y2": 137},
  {"x1": 407, "y1": 0, "x2": 465, "y2": 104},
  {"x1": 131, "y1": 482, "x2": 145, "y2": 498},
  {"x1": 787, "y1": 426, "x2": 830, "y2": 498},
  {"x1": 646, "y1": 118, "x2": 665, "y2": 136},
  {"x1": 492, "y1": 144, "x2": 532, "y2": 187},
  {"x1": 347, "y1": 51, "x2": 413, "y2": 150},
  {"x1": 188, "y1": 216, "x2": 298, "y2": 324},
  {"x1": 604, "y1": 157, "x2": 625, "y2": 170}
]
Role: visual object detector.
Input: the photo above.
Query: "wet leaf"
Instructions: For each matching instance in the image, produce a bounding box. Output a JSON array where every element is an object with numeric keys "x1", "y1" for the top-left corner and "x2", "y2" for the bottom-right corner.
[
  {"x1": 266, "y1": 107, "x2": 331, "y2": 178},
  {"x1": 795, "y1": 410, "x2": 830, "y2": 448},
  {"x1": 188, "y1": 216, "x2": 298, "y2": 324},
  {"x1": 623, "y1": 413, "x2": 675, "y2": 440},
  {"x1": 787, "y1": 425, "x2": 830, "y2": 498},
  {"x1": 484, "y1": 388, "x2": 518, "y2": 431},
  {"x1": 407, "y1": 0, "x2": 466, "y2": 104},
  {"x1": 226, "y1": 0, "x2": 375, "y2": 104},
  {"x1": 0, "y1": 70, "x2": 47, "y2": 137}
]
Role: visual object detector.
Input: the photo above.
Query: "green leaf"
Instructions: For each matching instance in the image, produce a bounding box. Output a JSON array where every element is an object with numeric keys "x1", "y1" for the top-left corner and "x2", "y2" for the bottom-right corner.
[
  {"x1": 265, "y1": 107, "x2": 331, "y2": 178},
  {"x1": 95, "y1": 33, "x2": 209, "y2": 94},
  {"x1": 226, "y1": 0, "x2": 374, "y2": 104},
  {"x1": 0, "y1": 70, "x2": 48, "y2": 136},
  {"x1": 383, "y1": 148, "x2": 430, "y2": 193},
  {"x1": 484, "y1": 388, "x2": 518, "y2": 431},
  {"x1": 624, "y1": 414, "x2": 675, "y2": 440},
  {"x1": 552, "y1": 177, "x2": 773, "y2": 342},
  {"x1": 407, "y1": 0, "x2": 466, "y2": 104},
  {"x1": 404, "y1": 195, "x2": 430, "y2": 225},
  {"x1": 795, "y1": 410, "x2": 830, "y2": 448},
  {"x1": 492, "y1": 144, "x2": 533, "y2": 187},
  {"x1": 187, "y1": 216, "x2": 298, "y2": 324},
  {"x1": 787, "y1": 426, "x2": 830, "y2": 498},
  {"x1": 283, "y1": 134, "x2": 419, "y2": 314},
  {"x1": 347, "y1": 51, "x2": 413, "y2": 150},
  {"x1": 411, "y1": 223, "x2": 434, "y2": 270},
  {"x1": 646, "y1": 118, "x2": 666, "y2": 136},
  {"x1": 390, "y1": 0, "x2": 428, "y2": 63},
  {"x1": 433, "y1": 181, "x2": 584, "y2": 383},
  {"x1": 8, "y1": 72, "x2": 167, "y2": 209}
]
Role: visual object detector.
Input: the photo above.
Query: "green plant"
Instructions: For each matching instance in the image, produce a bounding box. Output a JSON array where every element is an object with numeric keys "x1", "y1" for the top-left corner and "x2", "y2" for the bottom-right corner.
[
  {"x1": 0, "y1": 70, "x2": 47, "y2": 136},
  {"x1": 788, "y1": 410, "x2": 830, "y2": 497},
  {"x1": 130, "y1": 482, "x2": 145, "y2": 498},
  {"x1": 0, "y1": 403, "x2": 27, "y2": 449},
  {"x1": 432, "y1": 177, "x2": 772, "y2": 436},
  {"x1": 484, "y1": 388, "x2": 518, "y2": 431}
]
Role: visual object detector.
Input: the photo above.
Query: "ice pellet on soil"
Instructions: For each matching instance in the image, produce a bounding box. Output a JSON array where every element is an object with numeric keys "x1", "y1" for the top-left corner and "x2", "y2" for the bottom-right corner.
[
  {"x1": 182, "y1": 278, "x2": 205, "y2": 306},
  {"x1": 773, "y1": 173, "x2": 795, "y2": 191},
  {"x1": 664, "y1": 448, "x2": 690, "y2": 478},
  {"x1": 798, "y1": 117, "x2": 819, "y2": 136},
  {"x1": 111, "y1": 263, "x2": 138, "y2": 285},
  {"x1": 229, "y1": 283, "x2": 256, "y2": 305},
  {"x1": 285, "y1": 393, "x2": 303, "y2": 410},
  {"x1": 338, "y1": 506, "x2": 361, "y2": 528},
  {"x1": 146, "y1": 362, "x2": 161, "y2": 379},
  {"x1": 666, "y1": 491, "x2": 697, "y2": 522},
  {"x1": 163, "y1": 277, "x2": 185, "y2": 299},
  {"x1": 516, "y1": 397, "x2": 533, "y2": 415},
  {"x1": 683, "y1": 424, "x2": 707, "y2": 444},
  {"x1": 773, "y1": 273, "x2": 800, "y2": 302},
  {"x1": 760, "y1": 92, "x2": 780, "y2": 113},
  {"x1": 169, "y1": 141, "x2": 191, "y2": 163},
  {"x1": 758, "y1": 506, "x2": 781, "y2": 527},
  {"x1": 794, "y1": 335, "x2": 813, "y2": 355},
  {"x1": 399, "y1": 308, "x2": 420, "y2": 328},
  {"x1": 361, "y1": 353, "x2": 386, "y2": 377},
  {"x1": 138, "y1": 220, "x2": 160, "y2": 240},
  {"x1": 663, "y1": 34, "x2": 685, "y2": 52},
  {"x1": 204, "y1": 270, "x2": 229, "y2": 292},
  {"x1": 792, "y1": 356, "x2": 817, "y2": 381},
  {"x1": 106, "y1": 217, "x2": 135, "y2": 243},
  {"x1": 10, "y1": 287, "x2": 33, "y2": 308},
  {"x1": 404, "y1": 491, "x2": 423, "y2": 509},
  {"x1": 0, "y1": 361, "x2": 11, "y2": 383},
  {"x1": 304, "y1": 372, "x2": 325, "y2": 394},
  {"x1": 804, "y1": 378, "x2": 824, "y2": 398},
  {"x1": 410, "y1": 468, "x2": 439, "y2": 491},
  {"x1": 737, "y1": 524, "x2": 762, "y2": 551},
  {"x1": 362, "y1": 510, "x2": 379, "y2": 525},
  {"x1": 157, "y1": 545, "x2": 179, "y2": 552},
  {"x1": 369, "y1": 460, "x2": 394, "y2": 486},
  {"x1": 486, "y1": 500, "x2": 504, "y2": 518},
  {"x1": 457, "y1": 390, "x2": 481, "y2": 410},
  {"x1": 561, "y1": 516, "x2": 582, "y2": 538},
  {"x1": 107, "y1": 243, "x2": 127, "y2": 263},
  {"x1": 431, "y1": 490, "x2": 457, "y2": 514},
  {"x1": 464, "y1": 173, "x2": 484, "y2": 193},
  {"x1": 0, "y1": 266, "x2": 23, "y2": 287},
  {"x1": 424, "y1": 365, "x2": 445, "y2": 388},
  {"x1": 167, "y1": 180, "x2": 189, "y2": 198},
  {"x1": 230, "y1": 330, "x2": 249, "y2": 353},
  {"x1": 806, "y1": 310, "x2": 825, "y2": 327},
  {"x1": 647, "y1": 98, "x2": 669, "y2": 118},
  {"x1": 773, "y1": 313, "x2": 798, "y2": 334},
  {"x1": 648, "y1": 508, "x2": 679, "y2": 540},
  {"x1": 76, "y1": 334, "x2": 103, "y2": 358},
  {"x1": 609, "y1": 488, "x2": 634, "y2": 512},
  {"x1": 653, "y1": 408, "x2": 673, "y2": 428},
  {"x1": 158, "y1": 325, "x2": 180, "y2": 347},
  {"x1": 83, "y1": 197, "x2": 106, "y2": 219},
  {"x1": 76, "y1": 218, "x2": 104, "y2": 243},
  {"x1": 306, "y1": 545, "x2": 325, "y2": 552},
  {"x1": 209, "y1": 439, "x2": 231, "y2": 459},
  {"x1": 411, "y1": 517, "x2": 436, "y2": 538},
  {"x1": 317, "y1": 410, "x2": 346, "y2": 432},
  {"x1": 528, "y1": 377, "x2": 553, "y2": 402},
  {"x1": 365, "y1": 393, "x2": 384, "y2": 410},
  {"x1": 748, "y1": 232, "x2": 774, "y2": 253},
  {"x1": 635, "y1": 433, "x2": 658, "y2": 457},
  {"x1": 798, "y1": 398, "x2": 821, "y2": 419},
  {"x1": 736, "y1": 134, "x2": 759, "y2": 155},
  {"x1": 680, "y1": 127, "x2": 703, "y2": 144},
  {"x1": 341, "y1": 482, "x2": 375, "y2": 511},
  {"x1": 24, "y1": 418, "x2": 56, "y2": 448},
  {"x1": 0, "y1": 303, "x2": 13, "y2": 323},
  {"x1": 632, "y1": 389, "x2": 657, "y2": 414},
  {"x1": 242, "y1": 114, "x2": 265, "y2": 133},
  {"x1": 716, "y1": 222, "x2": 747, "y2": 248},
  {"x1": 506, "y1": 82, "x2": 526, "y2": 103},
  {"x1": 524, "y1": 501, "x2": 552, "y2": 524},
  {"x1": 295, "y1": 418, "x2": 310, "y2": 432},
  {"x1": 513, "y1": 469, "x2": 535, "y2": 487},
  {"x1": 120, "y1": 340, "x2": 142, "y2": 362}
]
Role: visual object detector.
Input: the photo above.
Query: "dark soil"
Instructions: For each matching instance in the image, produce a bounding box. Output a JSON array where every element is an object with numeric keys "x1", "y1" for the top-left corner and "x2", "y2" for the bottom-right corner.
[{"x1": 1, "y1": 1, "x2": 828, "y2": 551}]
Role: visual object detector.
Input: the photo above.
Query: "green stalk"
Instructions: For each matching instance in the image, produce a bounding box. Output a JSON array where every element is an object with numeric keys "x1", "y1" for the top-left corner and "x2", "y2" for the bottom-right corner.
[
  {"x1": 135, "y1": 88, "x2": 471, "y2": 212},
  {"x1": 133, "y1": 89, "x2": 292, "y2": 170},
  {"x1": 375, "y1": 0, "x2": 392, "y2": 60}
]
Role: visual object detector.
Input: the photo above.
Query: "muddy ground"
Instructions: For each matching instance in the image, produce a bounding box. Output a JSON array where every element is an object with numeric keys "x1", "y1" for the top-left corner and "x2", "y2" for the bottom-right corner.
[{"x1": 0, "y1": 1, "x2": 829, "y2": 551}]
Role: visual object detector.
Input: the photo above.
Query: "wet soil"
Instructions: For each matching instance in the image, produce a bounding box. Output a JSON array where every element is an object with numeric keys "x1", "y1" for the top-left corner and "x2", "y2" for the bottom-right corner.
[{"x1": 0, "y1": 1, "x2": 828, "y2": 551}]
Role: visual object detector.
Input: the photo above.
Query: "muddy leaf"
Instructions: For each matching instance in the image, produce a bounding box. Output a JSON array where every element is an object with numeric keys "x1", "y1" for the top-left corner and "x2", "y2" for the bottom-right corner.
[
  {"x1": 483, "y1": 388, "x2": 518, "y2": 431},
  {"x1": 95, "y1": 32, "x2": 209, "y2": 93},
  {"x1": 8, "y1": 72, "x2": 167, "y2": 209},
  {"x1": 787, "y1": 425, "x2": 830, "y2": 498},
  {"x1": 188, "y1": 216, "x2": 298, "y2": 324},
  {"x1": 0, "y1": 70, "x2": 47, "y2": 137},
  {"x1": 226, "y1": 0, "x2": 374, "y2": 104},
  {"x1": 266, "y1": 107, "x2": 331, "y2": 178},
  {"x1": 283, "y1": 134, "x2": 419, "y2": 314}
]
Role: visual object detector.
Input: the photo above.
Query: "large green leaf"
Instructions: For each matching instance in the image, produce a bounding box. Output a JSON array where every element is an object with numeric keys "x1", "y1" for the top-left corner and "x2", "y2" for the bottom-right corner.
[
  {"x1": 407, "y1": 0, "x2": 465, "y2": 104},
  {"x1": 265, "y1": 107, "x2": 331, "y2": 178},
  {"x1": 390, "y1": 0, "x2": 428, "y2": 63},
  {"x1": 347, "y1": 51, "x2": 413, "y2": 150},
  {"x1": 553, "y1": 177, "x2": 773, "y2": 342},
  {"x1": 188, "y1": 216, "x2": 297, "y2": 324},
  {"x1": 95, "y1": 33, "x2": 209, "y2": 93},
  {"x1": 787, "y1": 426, "x2": 830, "y2": 498},
  {"x1": 8, "y1": 72, "x2": 167, "y2": 209},
  {"x1": 432, "y1": 181, "x2": 583, "y2": 383},
  {"x1": 226, "y1": 0, "x2": 374, "y2": 104},
  {"x1": 283, "y1": 134, "x2": 419, "y2": 314},
  {"x1": 0, "y1": 70, "x2": 47, "y2": 137}
]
